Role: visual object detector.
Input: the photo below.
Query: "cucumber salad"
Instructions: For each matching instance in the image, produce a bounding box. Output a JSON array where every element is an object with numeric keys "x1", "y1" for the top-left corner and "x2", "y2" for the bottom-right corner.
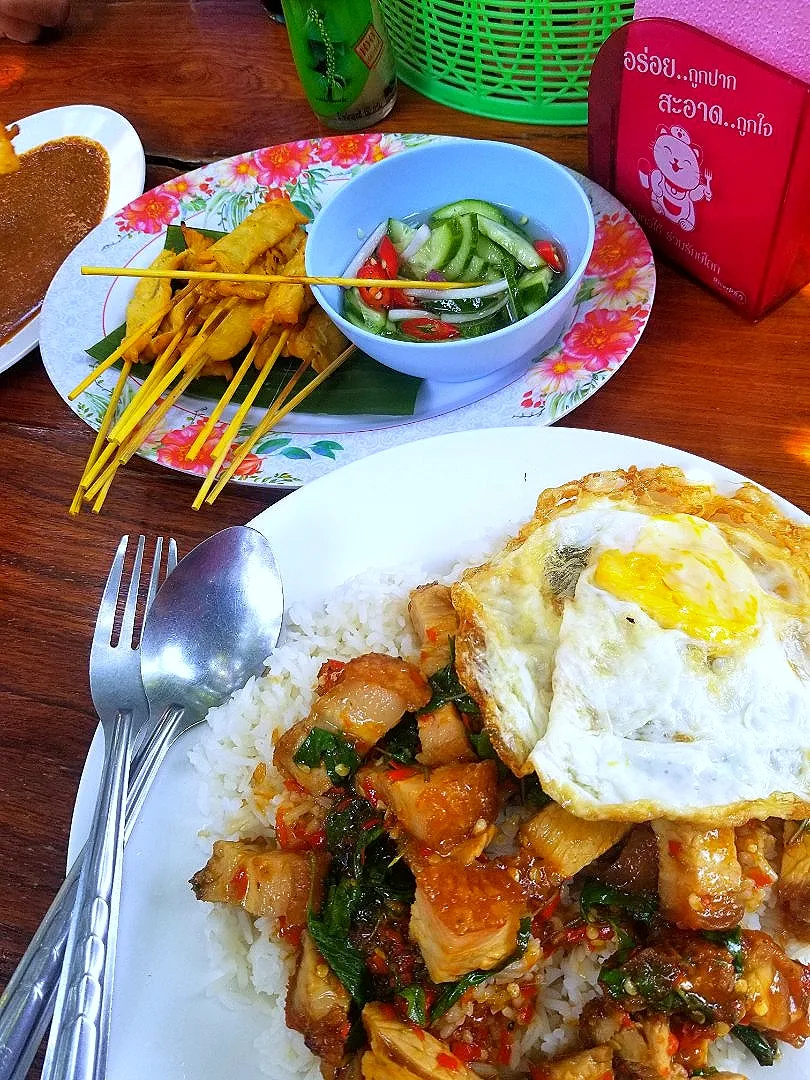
[{"x1": 341, "y1": 199, "x2": 566, "y2": 343}]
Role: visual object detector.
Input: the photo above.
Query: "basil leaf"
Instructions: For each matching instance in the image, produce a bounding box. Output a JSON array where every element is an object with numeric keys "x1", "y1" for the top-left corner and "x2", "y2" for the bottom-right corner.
[
  {"x1": 731, "y1": 1024, "x2": 778, "y2": 1066},
  {"x1": 521, "y1": 774, "x2": 551, "y2": 809},
  {"x1": 580, "y1": 880, "x2": 659, "y2": 926},
  {"x1": 378, "y1": 714, "x2": 420, "y2": 765},
  {"x1": 325, "y1": 796, "x2": 384, "y2": 879},
  {"x1": 307, "y1": 881, "x2": 370, "y2": 1004},
  {"x1": 703, "y1": 928, "x2": 744, "y2": 975},
  {"x1": 431, "y1": 916, "x2": 531, "y2": 1021},
  {"x1": 419, "y1": 639, "x2": 479, "y2": 717},
  {"x1": 400, "y1": 986, "x2": 427, "y2": 1026},
  {"x1": 469, "y1": 730, "x2": 496, "y2": 759},
  {"x1": 599, "y1": 953, "x2": 715, "y2": 1023},
  {"x1": 294, "y1": 728, "x2": 360, "y2": 785}
]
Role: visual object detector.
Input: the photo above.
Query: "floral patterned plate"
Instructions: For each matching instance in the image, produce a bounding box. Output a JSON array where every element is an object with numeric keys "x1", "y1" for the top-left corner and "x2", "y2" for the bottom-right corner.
[{"x1": 40, "y1": 133, "x2": 655, "y2": 489}]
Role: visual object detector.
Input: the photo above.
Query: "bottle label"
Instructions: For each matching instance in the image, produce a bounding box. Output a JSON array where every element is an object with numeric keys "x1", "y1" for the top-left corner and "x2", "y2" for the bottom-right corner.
[{"x1": 282, "y1": 0, "x2": 396, "y2": 127}]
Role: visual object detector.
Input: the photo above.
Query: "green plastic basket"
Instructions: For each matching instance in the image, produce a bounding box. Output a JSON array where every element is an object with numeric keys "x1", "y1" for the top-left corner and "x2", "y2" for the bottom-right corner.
[{"x1": 378, "y1": 0, "x2": 634, "y2": 125}]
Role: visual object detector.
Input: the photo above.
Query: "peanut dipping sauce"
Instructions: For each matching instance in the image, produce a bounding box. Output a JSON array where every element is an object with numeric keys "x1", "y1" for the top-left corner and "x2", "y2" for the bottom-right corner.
[{"x1": 0, "y1": 136, "x2": 110, "y2": 345}]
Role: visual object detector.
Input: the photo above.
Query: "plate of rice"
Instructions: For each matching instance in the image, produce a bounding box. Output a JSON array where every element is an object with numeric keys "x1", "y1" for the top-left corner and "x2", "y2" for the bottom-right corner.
[{"x1": 68, "y1": 426, "x2": 810, "y2": 1080}]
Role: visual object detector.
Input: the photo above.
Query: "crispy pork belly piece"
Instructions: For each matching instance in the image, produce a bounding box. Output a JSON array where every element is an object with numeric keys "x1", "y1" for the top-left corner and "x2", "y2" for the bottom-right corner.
[
  {"x1": 409, "y1": 859, "x2": 526, "y2": 982},
  {"x1": 361, "y1": 1002, "x2": 478, "y2": 1080},
  {"x1": 653, "y1": 821, "x2": 743, "y2": 930},
  {"x1": 580, "y1": 1000, "x2": 682, "y2": 1079},
  {"x1": 520, "y1": 802, "x2": 629, "y2": 881},
  {"x1": 408, "y1": 583, "x2": 458, "y2": 677},
  {"x1": 533, "y1": 1046, "x2": 614, "y2": 1080},
  {"x1": 286, "y1": 931, "x2": 351, "y2": 1079},
  {"x1": 417, "y1": 703, "x2": 475, "y2": 767},
  {"x1": 739, "y1": 929, "x2": 810, "y2": 1045},
  {"x1": 287, "y1": 305, "x2": 349, "y2": 373},
  {"x1": 273, "y1": 718, "x2": 334, "y2": 795},
  {"x1": 311, "y1": 653, "x2": 431, "y2": 751},
  {"x1": 190, "y1": 837, "x2": 327, "y2": 925},
  {"x1": 598, "y1": 824, "x2": 660, "y2": 895},
  {"x1": 209, "y1": 198, "x2": 308, "y2": 274},
  {"x1": 778, "y1": 821, "x2": 810, "y2": 938},
  {"x1": 374, "y1": 760, "x2": 499, "y2": 851}
]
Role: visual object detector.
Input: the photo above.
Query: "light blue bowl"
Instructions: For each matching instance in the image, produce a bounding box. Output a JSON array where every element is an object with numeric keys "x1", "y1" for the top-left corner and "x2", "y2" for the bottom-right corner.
[{"x1": 305, "y1": 139, "x2": 595, "y2": 384}]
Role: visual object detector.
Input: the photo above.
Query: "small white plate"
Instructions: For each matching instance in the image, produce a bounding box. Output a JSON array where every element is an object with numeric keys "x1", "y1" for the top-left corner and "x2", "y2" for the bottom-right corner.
[{"x1": 0, "y1": 104, "x2": 145, "y2": 375}]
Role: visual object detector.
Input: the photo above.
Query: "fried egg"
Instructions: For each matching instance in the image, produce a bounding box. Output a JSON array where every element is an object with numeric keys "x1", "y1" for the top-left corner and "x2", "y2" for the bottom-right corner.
[{"x1": 452, "y1": 466, "x2": 810, "y2": 823}]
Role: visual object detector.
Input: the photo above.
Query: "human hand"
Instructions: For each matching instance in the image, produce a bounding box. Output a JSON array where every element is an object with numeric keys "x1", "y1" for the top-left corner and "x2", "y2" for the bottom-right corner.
[{"x1": 0, "y1": 0, "x2": 70, "y2": 41}]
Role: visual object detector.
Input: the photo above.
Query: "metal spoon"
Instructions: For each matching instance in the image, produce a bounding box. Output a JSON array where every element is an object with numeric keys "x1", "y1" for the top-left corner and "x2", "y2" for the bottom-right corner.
[{"x1": 0, "y1": 525, "x2": 284, "y2": 1080}]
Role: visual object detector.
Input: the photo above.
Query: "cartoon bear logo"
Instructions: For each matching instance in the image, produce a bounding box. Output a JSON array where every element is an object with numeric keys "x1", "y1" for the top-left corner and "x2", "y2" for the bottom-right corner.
[{"x1": 639, "y1": 125, "x2": 713, "y2": 232}]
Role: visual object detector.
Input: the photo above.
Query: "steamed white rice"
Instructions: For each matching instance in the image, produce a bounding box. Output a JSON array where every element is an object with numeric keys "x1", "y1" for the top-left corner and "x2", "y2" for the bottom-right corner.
[{"x1": 189, "y1": 561, "x2": 806, "y2": 1079}]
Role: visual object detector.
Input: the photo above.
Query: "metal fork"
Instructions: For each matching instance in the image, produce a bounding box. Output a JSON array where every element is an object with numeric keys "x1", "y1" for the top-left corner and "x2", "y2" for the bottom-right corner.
[
  {"x1": 38, "y1": 536, "x2": 168, "y2": 1080},
  {"x1": 0, "y1": 540, "x2": 179, "y2": 1080}
]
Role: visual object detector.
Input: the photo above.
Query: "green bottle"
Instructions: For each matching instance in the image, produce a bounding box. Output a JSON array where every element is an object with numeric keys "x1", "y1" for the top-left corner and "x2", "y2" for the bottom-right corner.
[{"x1": 280, "y1": 0, "x2": 397, "y2": 130}]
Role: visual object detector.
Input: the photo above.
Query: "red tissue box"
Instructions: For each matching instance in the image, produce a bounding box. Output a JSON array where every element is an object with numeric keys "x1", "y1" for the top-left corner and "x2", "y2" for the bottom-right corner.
[{"x1": 588, "y1": 17, "x2": 810, "y2": 319}]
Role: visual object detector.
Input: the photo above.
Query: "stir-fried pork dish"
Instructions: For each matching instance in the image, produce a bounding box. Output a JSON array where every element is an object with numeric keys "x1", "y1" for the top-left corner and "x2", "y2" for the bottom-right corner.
[{"x1": 192, "y1": 574, "x2": 810, "y2": 1080}]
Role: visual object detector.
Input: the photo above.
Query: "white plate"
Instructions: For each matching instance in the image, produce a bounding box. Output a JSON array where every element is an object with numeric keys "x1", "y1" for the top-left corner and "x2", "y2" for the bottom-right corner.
[
  {"x1": 69, "y1": 427, "x2": 808, "y2": 1079},
  {"x1": 0, "y1": 104, "x2": 145, "y2": 375}
]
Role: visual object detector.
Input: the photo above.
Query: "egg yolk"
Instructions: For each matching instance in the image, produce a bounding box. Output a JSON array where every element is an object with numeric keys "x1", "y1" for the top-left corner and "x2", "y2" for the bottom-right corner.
[{"x1": 593, "y1": 517, "x2": 760, "y2": 651}]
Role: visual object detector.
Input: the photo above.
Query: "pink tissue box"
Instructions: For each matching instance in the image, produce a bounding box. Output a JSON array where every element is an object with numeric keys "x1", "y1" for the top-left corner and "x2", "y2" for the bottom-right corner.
[{"x1": 588, "y1": 17, "x2": 810, "y2": 319}]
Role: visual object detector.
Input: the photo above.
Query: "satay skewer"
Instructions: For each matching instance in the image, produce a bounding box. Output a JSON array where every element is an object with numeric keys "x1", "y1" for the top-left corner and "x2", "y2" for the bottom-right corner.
[
  {"x1": 81, "y1": 265, "x2": 485, "y2": 291},
  {"x1": 204, "y1": 345, "x2": 355, "y2": 506}
]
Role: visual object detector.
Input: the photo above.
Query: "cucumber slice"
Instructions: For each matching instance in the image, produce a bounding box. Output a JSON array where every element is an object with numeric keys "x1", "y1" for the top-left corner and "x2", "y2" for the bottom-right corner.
[
  {"x1": 432, "y1": 199, "x2": 507, "y2": 226},
  {"x1": 423, "y1": 293, "x2": 499, "y2": 316},
  {"x1": 476, "y1": 236, "x2": 519, "y2": 277},
  {"x1": 442, "y1": 214, "x2": 479, "y2": 279},
  {"x1": 343, "y1": 287, "x2": 388, "y2": 334},
  {"x1": 456, "y1": 312, "x2": 508, "y2": 339},
  {"x1": 477, "y1": 215, "x2": 542, "y2": 269},
  {"x1": 459, "y1": 253, "x2": 486, "y2": 282},
  {"x1": 517, "y1": 266, "x2": 554, "y2": 315},
  {"x1": 387, "y1": 218, "x2": 416, "y2": 252},
  {"x1": 407, "y1": 219, "x2": 461, "y2": 276}
]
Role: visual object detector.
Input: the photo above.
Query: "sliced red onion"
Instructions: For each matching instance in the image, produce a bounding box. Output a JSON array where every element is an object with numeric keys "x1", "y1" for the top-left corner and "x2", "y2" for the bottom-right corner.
[
  {"x1": 387, "y1": 308, "x2": 433, "y2": 321},
  {"x1": 403, "y1": 279, "x2": 508, "y2": 300},
  {"x1": 343, "y1": 221, "x2": 388, "y2": 278},
  {"x1": 440, "y1": 296, "x2": 508, "y2": 324},
  {"x1": 400, "y1": 223, "x2": 431, "y2": 263},
  {"x1": 426, "y1": 269, "x2": 446, "y2": 281}
]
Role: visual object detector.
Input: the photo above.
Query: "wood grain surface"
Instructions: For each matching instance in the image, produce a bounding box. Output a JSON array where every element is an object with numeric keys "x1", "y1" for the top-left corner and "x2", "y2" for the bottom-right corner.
[{"x1": 1, "y1": 1, "x2": 808, "y2": 1074}]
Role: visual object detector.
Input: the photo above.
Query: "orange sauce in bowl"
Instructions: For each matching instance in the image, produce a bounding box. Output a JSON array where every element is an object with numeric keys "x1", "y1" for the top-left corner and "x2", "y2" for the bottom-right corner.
[{"x1": 0, "y1": 136, "x2": 110, "y2": 345}]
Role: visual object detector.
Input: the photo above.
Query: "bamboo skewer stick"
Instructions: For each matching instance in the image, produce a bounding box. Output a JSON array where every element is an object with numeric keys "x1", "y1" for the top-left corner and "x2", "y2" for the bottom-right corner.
[
  {"x1": 67, "y1": 282, "x2": 198, "y2": 401},
  {"x1": 107, "y1": 299, "x2": 235, "y2": 447},
  {"x1": 81, "y1": 301, "x2": 231, "y2": 498},
  {"x1": 191, "y1": 331, "x2": 291, "y2": 510},
  {"x1": 184, "y1": 322, "x2": 274, "y2": 463},
  {"x1": 205, "y1": 345, "x2": 355, "y2": 506},
  {"x1": 80, "y1": 265, "x2": 486, "y2": 291},
  {"x1": 86, "y1": 352, "x2": 209, "y2": 506},
  {"x1": 69, "y1": 358, "x2": 134, "y2": 516}
]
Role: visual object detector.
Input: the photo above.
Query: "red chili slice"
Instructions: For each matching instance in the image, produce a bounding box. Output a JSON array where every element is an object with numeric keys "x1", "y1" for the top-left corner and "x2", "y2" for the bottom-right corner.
[
  {"x1": 533, "y1": 239, "x2": 565, "y2": 273},
  {"x1": 377, "y1": 234, "x2": 400, "y2": 278},
  {"x1": 357, "y1": 258, "x2": 391, "y2": 309},
  {"x1": 400, "y1": 317, "x2": 461, "y2": 341}
]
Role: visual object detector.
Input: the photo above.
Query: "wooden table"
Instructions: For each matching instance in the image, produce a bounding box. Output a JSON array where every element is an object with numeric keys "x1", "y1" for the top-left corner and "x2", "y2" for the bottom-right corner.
[{"x1": 1, "y1": 1, "x2": 808, "y2": 1073}]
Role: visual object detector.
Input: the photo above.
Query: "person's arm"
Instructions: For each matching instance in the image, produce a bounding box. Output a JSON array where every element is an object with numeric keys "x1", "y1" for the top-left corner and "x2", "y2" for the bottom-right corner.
[{"x1": 0, "y1": 0, "x2": 70, "y2": 41}]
